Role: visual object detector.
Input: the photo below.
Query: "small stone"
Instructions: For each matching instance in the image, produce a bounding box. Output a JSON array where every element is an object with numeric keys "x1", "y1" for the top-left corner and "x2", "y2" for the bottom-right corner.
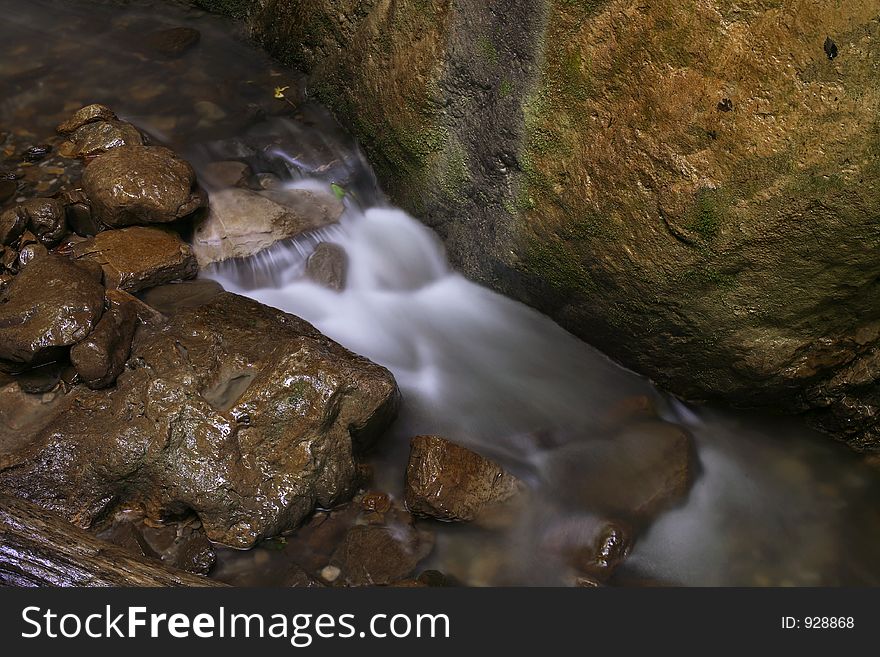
[
  {"x1": 19, "y1": 198, "x2": 66, "y2": 246},
  {"x1": 404, "y1": 435, "x2": 525, "y2": 522},
  {"x1": 68, "y1": 120, "x2": 144, "y2": 158},
  {"x1": 306, "y1": 242, "x2": 348, "y2": 291},
  {"x1": 57, "y1": 104, "x2": 117, "y2": 134},
  {"x1": 23, "y1": 145, "x2": 51, "y2": 162},
  {"x1": 0, "y1": 207, "x2": 27, "y2": 246},
  {"x1": 320, "y1": 565, "x2": 341, "y2": 582},
  {"x1": 330, "y1": 524, "x2": 431, "y2": 586}
]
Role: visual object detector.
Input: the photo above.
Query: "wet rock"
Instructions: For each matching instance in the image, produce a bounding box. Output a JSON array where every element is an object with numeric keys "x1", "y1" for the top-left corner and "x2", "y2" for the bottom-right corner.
[
  {"x1": 70, "y1": 302, "x2": 137, "y2": 389},
  {"x1": 140, "y1": 279, "x2": 224, "y2": 315},
  {"x1": 57, "y1": 104, "x2": 118, "y2": 134},
  {"x1": 542, "y1": 517, "x2": 633, "y2": 582},
  {"x1": 143, "y1": 27, "x2": 201, "y2": 59},
  {"x1": 58, "y1": 189, "x2": 99, "y2": 236},
  {"x1": 140, "y1": 521, "x2": 215, "y2": 574},
  {"x1": 82, "y1": 145, "x2": 206, "y2": 227},
  {"x1": 0, "y1": 293, "x2": 400, "y2": 548},
  {"x1": 191, "y1": 188, "x2": 343, "y2": 267},
  {"x1": 72, "y1": 226, "x2": 198, "y2": 293},
  {"x1": 404, "y1": 435, "x2": 525, "y2": 522},
  {"x1": 22, "y1": 145, "x2": 51, "y2": 162},
  {"x1": 542, "y1": 421, "x2": 695, "y2": 524},
  {"x1": 16, "y1": 241, "x2": 47, "y2": 269},
  {"x1": 66, "y1": 120, "x2": 145, "y2": 158},
  {"x1": 0, "y1": 206, "x2": 27, "y2": 245},
  {"x1": 283, "y1": 565, "x2": 323, "y2": 587},
  {"x1": 330, "y1": 523, "x2": 432, "y2": 586},
  {"x1": 102, "y1": 518, "x2": 157, "y2": 559},
  {"x1": 17, "y1": 198, "x2": 66, "y2": 246},
  {"x1": 202, "y1": 160, "x2": 252, "y2": 188},
  {"x1": 306, "y1": 242, "x2": 348, "y2": 291},
  {"x1": 0, "y1": 254, "x2": 105, "y2": 372}
]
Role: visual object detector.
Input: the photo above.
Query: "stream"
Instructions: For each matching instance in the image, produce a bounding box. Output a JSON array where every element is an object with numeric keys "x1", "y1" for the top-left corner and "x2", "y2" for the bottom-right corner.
[{"x1": 3, "y1": 0, "x2": 880, "y2": 586}]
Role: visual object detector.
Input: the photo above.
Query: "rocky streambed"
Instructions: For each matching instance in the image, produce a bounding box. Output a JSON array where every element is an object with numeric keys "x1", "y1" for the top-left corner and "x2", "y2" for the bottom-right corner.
[{"x1": 2, "y1": 0, "x2": 880, "y2": 588}]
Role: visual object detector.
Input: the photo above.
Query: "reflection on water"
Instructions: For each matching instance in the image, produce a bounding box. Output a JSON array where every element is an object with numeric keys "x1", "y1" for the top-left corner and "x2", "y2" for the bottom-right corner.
[{"x1": 2, "y1": 0, "x2": 880, "y2": 586}]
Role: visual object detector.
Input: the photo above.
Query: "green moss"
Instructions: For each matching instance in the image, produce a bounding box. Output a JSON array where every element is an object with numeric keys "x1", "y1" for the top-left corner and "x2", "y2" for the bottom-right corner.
[
  {"x1": 686, "y1": 188, "x2": 726, "y2": 241},
  {"x1": 436, "y1": 139, "x2": 471, "y2": 202},
  {"x1": 478, "y1": 36, "x2": 500, "y2": 66},
  {"x1": 499, "y1": 79, "x2": 514, "y2": 98}
]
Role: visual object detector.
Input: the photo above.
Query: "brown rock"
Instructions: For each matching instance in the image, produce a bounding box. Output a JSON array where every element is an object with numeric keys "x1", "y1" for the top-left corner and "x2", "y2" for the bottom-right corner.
[
  {"x1": 543, "y1": 421, "x2": 696, "y2": 524},
  {"x1": 404, "y1": 435, "x2": 525, "y2": 522},
  {"x1": 542, "y1": 517, "x2": 633, "y2": 582},
  {"x1": 306, "y1": 242, "x2": 348, "y2": 291},
  {"x1": 67, "y1": 120, "x2": 144, "y2": 158},
  {"x1": 0, "y1": 254, "x2": 104, "y2": 371},
  {"x1": 18, "y1": 198, "x2": 66, "y2": 246},
  {"x1": 192, "y1": 188, "x2": 343, "y2": 267},
  {"x1": 57, "y1": 104, "x2": 118, "y2": 134},
  {"x1": 105, "y1": 288, "x2": 167, "y2": 327},
  {"x1": 70, "y1": 303, "x2": 138, "y2": 389},
  {"x1": 202, "y1": 161, "x2": 252, "y2": 189},
  {"x1": 0, "y1": 293, "x2": 400, "y2": 548},
  {"x1": 140, "y1": 279, "x2": 225, "y2": 316},
  {"x1": 0, "y1": 206, "x2": 27, "y2": 246},
  {"x1": 72, "y1": 226, "x2": 198, "y2": 293},
  {"x1": 330, "y1": 523, "x2": 432, "y2": 586},
  {"x1": 82, "y1": 145, "x2": 205, "y2": 227},
  {"x1": 143, "y1": 27, "x2": 201, "y2": 59}
]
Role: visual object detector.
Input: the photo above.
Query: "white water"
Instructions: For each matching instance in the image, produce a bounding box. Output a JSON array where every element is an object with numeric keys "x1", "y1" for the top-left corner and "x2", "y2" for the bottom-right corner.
[{"x1": 209, "y1": 179, "x2": 880, "y2": 586}]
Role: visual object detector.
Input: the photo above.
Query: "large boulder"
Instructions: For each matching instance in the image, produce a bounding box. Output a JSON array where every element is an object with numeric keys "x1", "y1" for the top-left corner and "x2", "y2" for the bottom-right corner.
[
  {"x1": 0, "y1": 254, "x2": 105, "y2": 371},
  {"x1": 72, "y1": 226, "x2": 198, "y2": 293},
  {"x1": 203, "y1": 0, "x2": 880, "y2": 449},
  {"x1": 82, "y1": 145, "x2": 206, "y2": 227},
  {"x1": 0, "y1": 292, "x2": 400, "y2": 548},
  {"x1": 191, "y1": 187, "x2": 343, "y2": 267}
]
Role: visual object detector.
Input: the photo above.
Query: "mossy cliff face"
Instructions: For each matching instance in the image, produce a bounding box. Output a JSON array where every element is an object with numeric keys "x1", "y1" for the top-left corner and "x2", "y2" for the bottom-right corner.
[{"x1": 200, "y1": 0, "x2": 880, "y2": 450}]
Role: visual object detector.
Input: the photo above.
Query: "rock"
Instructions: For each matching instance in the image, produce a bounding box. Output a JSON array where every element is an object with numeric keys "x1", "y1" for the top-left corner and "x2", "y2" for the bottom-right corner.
[
  {"x1": 330, "y1": 523, "x2": 432, "y2": 586},
  {"x1": 72, "y1": 226, "x2": 198, "y2": 293},
  {"x1": 16, "y1": 241, "x2": 47, "y2": 269},
  {"x1": 139, "y1": 279, "x2": 224, "y2": 315},
  {"x1": 541, "y1": 421, "x2": 695, "y2": 524},
  {"x1": 0, "y1": 206, "x2": 27, "y2": 245},
  {"x1": 70, "y1": 303, "x2": 138, "y2": 389},
  {"x1": 17, "y1": 198, "x2": 66, "y2": 246},
  {"x1": 57, "y1": 104, "x2": 118, "y2": 134},
  {"x1": 82, "y1": 145, "x2": 205, "y2": 227},
  {"x1": 66, "y1": 120, "x2": 144, "y2": 158},
  {"x1": 191, "y1": 188, "x2": 343, "y2": 267},
  {"x1": 22, "y1": 145, "x2": 51, "y2": 162},
  {"x1": 0, "y1": 293, "x2": 400, "y2": 548},
  {"x1": 404, "y1": 435, "x2": 525, "y2": 522},
  {"x1": 218, "y1": 0, "x2": 880, "y2": 449},
  {"x1": 143, "y1": 27, "x2": 201, "y2": 59},
  {"x1": 306, "y1": 242, "x2": 347, "y2": 291},
  {"x1": 0, "y1": 254, "x2": 105, "y2": 372},
  {"x1": 101, "y1": 515, "x2": 216, "y2": 574},
  {"x1": 58, "y1": 189, "x2": 99, "y2": 236},
  {"x1": 542, "y1": 517, "x2": 633, "y2": 582},
  {"x1": 104, "y1": 288, "x2": 167, "y2": 327},
  {"x1": 202, "y1": 160, "x2": 252, "y2": 189}
]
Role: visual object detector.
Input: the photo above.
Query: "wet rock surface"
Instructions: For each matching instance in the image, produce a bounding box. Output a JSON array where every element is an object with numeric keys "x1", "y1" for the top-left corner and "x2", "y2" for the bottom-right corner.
[
  {"x1": 306, "y1": 242, "x2": 347, "y2": 291},
  {"x1": 70, "y1": 302, "x2": 138, "y2": 389},
  {"x1": 82, "y1": 145, "x2": 205, "y2": 227},
  {"x1": 192, "y1": 188, "x2": 343, "y2": 267},
  {"x1": 72, "y1": 225, "x2": 198, "y2": 293},
  {"x1": 0, "y1": 254, "x2": 105, "y2": 372},
  {"x1": 0, "y1": 292, "x2": 400, "y2": 548},
  {"x1": 65, "y1": 120, "x2": 145, "y2": 158},
  {"x1": 405, "y1": 435, "x2": 525, "y2": 523}
]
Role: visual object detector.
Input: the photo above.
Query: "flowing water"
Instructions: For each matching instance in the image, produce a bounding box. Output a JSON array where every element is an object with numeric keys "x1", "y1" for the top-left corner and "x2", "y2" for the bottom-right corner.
[{"x1": 3, "y1": 0, "x2": 880, "y2": 586}]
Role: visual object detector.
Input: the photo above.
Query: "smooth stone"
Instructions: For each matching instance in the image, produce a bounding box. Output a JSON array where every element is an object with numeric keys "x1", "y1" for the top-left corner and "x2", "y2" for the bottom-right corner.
[
  {"x1": 305, "y1": 242, "x2": 348, "y2": 291},
  {"x1": 70, "y1": 302, "x2": 138, "y2": 389}
]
